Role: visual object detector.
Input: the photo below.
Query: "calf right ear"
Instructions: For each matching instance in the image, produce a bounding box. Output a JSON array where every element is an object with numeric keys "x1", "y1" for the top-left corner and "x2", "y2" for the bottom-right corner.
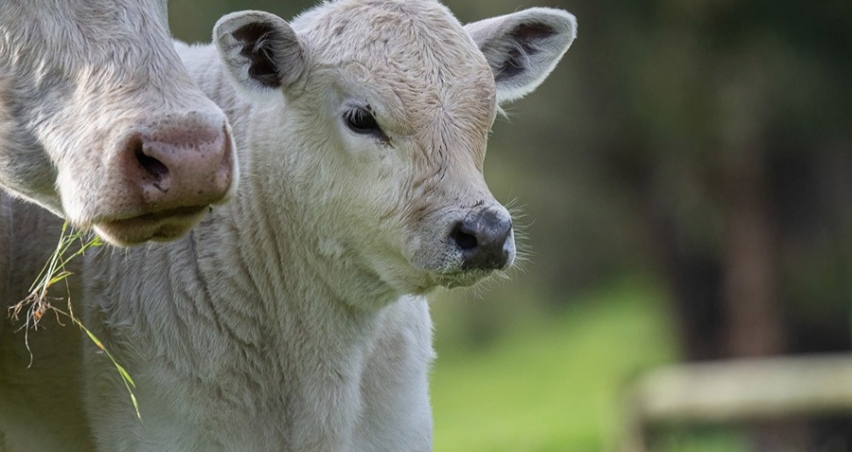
[
  {"x1": 466, "y1": 8, "x2": 576, "y2": 104},
  {"x1": 214, "y1": 11, "x2": 306, "y2": 98}
]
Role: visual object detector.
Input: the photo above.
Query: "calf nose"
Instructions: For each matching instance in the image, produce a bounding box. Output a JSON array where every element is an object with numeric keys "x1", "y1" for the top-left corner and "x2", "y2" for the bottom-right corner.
[
  {"x1": 123, "y1": 115, "x2": 234, "y2": 211},
  {"x1": 451, "y1": 209, "x2": 513, "y2": 271}
]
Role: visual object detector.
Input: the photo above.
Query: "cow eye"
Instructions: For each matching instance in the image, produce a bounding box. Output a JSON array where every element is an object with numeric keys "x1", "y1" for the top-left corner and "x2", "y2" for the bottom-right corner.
[{"x1": 344, "y1": 106, "x2": 384, "y2": 138}]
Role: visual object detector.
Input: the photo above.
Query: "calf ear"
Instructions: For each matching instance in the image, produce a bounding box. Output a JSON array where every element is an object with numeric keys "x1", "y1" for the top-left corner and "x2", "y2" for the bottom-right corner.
[
  {"x1": 465, "y1": 8, "x2": 576, "y2": 104},
  {"x1": 214, "y1": 11, "x2": 306, "y2": 98}
]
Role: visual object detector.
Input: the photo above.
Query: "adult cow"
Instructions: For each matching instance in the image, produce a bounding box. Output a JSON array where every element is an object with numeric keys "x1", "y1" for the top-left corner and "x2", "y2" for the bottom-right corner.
[{"x1": 0, "y1": 0, "x2": 238, "y2": 246}]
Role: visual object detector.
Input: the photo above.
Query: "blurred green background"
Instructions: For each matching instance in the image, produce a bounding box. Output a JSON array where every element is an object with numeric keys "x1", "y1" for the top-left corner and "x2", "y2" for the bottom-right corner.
[{"x1": 169, "y1": 1, "x2": 852, "y2": 450}]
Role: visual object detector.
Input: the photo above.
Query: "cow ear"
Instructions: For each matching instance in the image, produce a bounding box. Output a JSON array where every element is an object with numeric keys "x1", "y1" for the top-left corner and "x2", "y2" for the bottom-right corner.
[
  {"x1": 214, "y1": 11, "x2": 306, "y2": 98},
  {"x1": 465, "y1": 8, "x2": 576, "y2": 104}
]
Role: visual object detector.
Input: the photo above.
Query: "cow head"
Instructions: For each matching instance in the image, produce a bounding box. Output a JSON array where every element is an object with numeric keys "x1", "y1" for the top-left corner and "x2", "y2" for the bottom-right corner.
[
  {"x1": 0, "y1": 0, "x2": 238, "y2": 245},
  {"x1": 214, "y1": 0, "x2": 575, "y2": 296}
]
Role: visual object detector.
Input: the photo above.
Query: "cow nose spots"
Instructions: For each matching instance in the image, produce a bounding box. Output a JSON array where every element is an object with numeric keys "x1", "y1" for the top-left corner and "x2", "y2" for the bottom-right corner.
[{"x1": 451, "y1": 209, "x2": 513, "y2": 271}]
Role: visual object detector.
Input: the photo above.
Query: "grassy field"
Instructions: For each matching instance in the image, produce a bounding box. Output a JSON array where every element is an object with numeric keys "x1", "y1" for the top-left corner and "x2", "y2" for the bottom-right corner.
[{"x1": 429, "y1": 281, "x2": 744, "y2": 452}]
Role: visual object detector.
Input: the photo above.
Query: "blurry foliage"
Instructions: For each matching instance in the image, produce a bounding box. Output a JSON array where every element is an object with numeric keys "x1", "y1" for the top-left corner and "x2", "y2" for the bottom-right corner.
[{"x1": 431, "y1": 280, "x2": 675, "y2": 451}]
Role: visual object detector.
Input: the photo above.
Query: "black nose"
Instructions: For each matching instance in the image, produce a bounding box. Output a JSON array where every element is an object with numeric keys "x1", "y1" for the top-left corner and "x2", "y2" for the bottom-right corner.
[{"x1": 451, "y1": 209, "x2": 513, "y2": 270}]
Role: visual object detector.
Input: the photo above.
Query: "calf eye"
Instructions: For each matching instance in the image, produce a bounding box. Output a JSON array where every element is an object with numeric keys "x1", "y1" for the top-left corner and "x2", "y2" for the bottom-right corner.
[{"x1": 344, "y1": 107, "x2": 384, "y2": 138}]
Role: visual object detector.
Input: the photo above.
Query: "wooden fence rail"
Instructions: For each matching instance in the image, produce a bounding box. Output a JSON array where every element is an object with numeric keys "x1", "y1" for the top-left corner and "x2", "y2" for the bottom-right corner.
[{"x1": 623, "y1": 354, "x2": 852, "y2": 451}]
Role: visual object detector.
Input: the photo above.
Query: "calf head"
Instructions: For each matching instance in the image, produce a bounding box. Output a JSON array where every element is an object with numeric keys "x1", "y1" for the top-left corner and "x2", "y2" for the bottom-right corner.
[
  {"x1": 215, "y1": 0, "x2": 575, "y2": 295},
  {"x1": 0, "y1": 0, "x2": 238, "y2": 245}
]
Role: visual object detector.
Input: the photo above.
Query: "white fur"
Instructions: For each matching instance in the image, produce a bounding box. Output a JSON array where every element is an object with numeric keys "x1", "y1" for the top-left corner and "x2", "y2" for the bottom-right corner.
[
  {"x1": 465, "y1": 7, "x2": 577, "y2": 103},
  {"x1": 0, "y1": 0, "x2": 238, "y2": 246},
  {"x1": 0, "y1": 1, "x2": 576, "y2": 450}
]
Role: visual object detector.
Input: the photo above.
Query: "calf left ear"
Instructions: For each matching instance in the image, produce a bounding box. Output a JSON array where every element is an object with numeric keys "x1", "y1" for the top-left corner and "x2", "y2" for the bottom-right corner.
[
  {"x1": 214, "y1": 10, "x2": 306, "y2": 99},
  {"x1": 465, "y1": 8, "x2": 577, "y2": 104}
]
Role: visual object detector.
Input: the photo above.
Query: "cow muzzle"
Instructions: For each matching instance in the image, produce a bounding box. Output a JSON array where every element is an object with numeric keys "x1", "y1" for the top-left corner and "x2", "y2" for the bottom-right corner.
[
  {"x1": 124, "y1": 114, "x2": 235, "y2": 211},
  {"x1": 88, "y1": 111, "x2": 238, "y2": 246}
]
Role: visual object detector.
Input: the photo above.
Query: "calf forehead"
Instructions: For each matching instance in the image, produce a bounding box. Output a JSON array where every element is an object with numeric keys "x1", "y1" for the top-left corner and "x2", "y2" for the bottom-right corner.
[{"x1": 301, "y1": 0, "x2": 497, "y2": 138}]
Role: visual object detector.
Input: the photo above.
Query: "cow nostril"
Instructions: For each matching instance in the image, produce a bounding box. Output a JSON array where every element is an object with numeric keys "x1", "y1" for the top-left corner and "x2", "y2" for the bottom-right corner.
[
  {"x1": 451, "y1": 223, "x2": 478, "y2": 251},
  {"x1": 135, "y1": 142, "x2": 169, "y2": 183}
]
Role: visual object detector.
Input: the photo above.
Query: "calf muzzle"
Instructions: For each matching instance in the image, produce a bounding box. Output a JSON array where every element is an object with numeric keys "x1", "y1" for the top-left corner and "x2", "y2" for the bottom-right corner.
[{"x1": 451, "y1": 208, "x2": 513, "y2": 271}]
